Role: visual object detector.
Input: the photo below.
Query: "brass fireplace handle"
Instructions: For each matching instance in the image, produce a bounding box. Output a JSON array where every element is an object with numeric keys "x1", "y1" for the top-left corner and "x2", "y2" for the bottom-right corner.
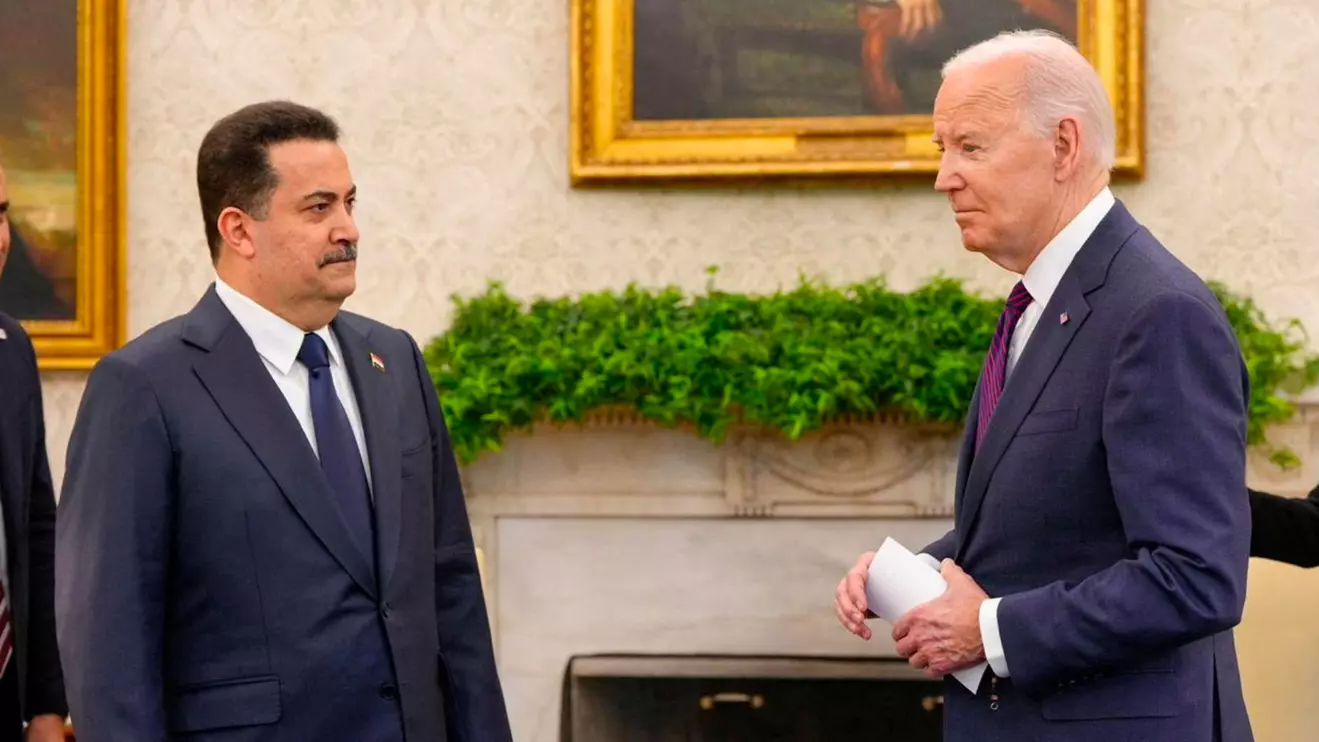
[{"x1": 699, "y1": 692, "x2": 766, "y2": 710}]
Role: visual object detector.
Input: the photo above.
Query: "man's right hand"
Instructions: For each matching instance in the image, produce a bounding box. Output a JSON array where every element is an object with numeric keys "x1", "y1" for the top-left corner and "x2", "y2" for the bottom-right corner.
[
  {"x1": 896, "y1": 0, "x2": 943, "y2": 39},
  {"x1": 834, "y1": 551, "x2": 878, "y2": 639}
]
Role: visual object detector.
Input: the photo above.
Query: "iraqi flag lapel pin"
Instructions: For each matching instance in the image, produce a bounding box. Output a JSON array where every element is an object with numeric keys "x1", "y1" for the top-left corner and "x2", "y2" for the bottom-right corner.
[{"x1": 369, "y1": 352, "x2": 385, "y2": 372}]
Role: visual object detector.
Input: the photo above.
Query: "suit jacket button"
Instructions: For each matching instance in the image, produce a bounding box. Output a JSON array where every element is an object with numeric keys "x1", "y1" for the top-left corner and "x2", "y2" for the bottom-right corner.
[
  {"x1": 381, "y1": 603, "x2": 392, "y2": 619},
  {"x1": 380, "y1": 683, "x2": 399, "y2": 701}
]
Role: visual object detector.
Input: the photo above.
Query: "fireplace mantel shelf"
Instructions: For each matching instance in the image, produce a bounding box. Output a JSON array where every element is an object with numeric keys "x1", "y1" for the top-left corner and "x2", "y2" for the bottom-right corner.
[{"x1": 462, "y1": 416, "x2": 963, "y2": 522}]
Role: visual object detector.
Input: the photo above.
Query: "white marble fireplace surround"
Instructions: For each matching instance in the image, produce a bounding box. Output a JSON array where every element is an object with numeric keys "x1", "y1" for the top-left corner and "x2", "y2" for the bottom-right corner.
[
  {"x1": 461, "y1": 406, "x2": 1319, "y2": 741},
  {"x1": 462, "y1": 411, "x2": 961, "y2": 742}
]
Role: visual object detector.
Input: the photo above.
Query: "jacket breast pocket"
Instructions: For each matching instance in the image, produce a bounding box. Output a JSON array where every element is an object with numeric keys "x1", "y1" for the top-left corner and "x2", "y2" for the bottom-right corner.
[
  {"x1": 1017, "y1": 408, "x2": 1079, "y2": 437},
  {"x1": 1041, "y1": 665, "x2": 1177, "y2": 721},
  {"x1": 169, "y1": 675, "x2": 282, "y2": 733},
  {"x1": 401, "y1": 442, "x2": 431, "y2": 480}
]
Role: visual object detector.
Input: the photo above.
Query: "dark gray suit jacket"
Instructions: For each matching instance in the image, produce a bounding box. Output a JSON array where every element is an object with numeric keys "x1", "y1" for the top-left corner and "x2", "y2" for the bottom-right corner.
[
  {"x1": 923, "y1": 201, "x2": 1253, "y2": 741},
  {"x1": 56, "y1": 286, "x2": 512, "y2": 741}
]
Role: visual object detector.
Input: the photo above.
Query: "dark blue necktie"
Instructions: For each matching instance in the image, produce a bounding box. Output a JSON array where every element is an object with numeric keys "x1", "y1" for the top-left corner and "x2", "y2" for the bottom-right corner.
[{"x1": 298, "y1": 332, "x2": 376, "y2": 565}]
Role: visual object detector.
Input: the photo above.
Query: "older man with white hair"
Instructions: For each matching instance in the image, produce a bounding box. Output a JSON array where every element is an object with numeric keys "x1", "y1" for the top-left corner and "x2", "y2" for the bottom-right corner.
[{"x1": 834, "y1": 29, "x2": 1253, "y2": 741}]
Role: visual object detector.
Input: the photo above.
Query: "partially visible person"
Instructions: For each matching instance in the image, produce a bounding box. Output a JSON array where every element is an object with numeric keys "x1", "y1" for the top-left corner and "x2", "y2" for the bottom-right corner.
[
  {"x1": 1250, "y1": 482, "x2": 1319, "y2": 566},
  {"x1": 0, "y1": 162, "x2": 71, "y2": 740},
  {"x1": 0, "y1": 224, "x2": 74, "y2": 321},
  {"x1": 56, "y1": 101, "x2": 511, "y2": 741},
  {"x1": 855, "y1": 0, "x2": 1076, "y2": 113}
]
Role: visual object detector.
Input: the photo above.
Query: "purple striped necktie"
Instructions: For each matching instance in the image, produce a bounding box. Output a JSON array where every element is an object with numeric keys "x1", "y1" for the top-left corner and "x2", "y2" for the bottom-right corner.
[{"x1": 975, "y1": 281, "x2": 1033, "y2": 451}]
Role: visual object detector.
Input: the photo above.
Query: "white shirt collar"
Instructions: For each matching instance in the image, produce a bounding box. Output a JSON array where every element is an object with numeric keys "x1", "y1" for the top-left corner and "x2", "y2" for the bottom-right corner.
[
  {"x1": 213, "y1": 277, "x2": 340, "y2": 375},
  {"x1": 1021, "y1": 187, "x2": 1115, "y2": 307}
]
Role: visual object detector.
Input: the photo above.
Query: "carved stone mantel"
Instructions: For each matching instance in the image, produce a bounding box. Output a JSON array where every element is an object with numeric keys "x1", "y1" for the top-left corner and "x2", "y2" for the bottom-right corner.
[
  {"x1": 460, "y1": 412, "x2": 966, "y2": 741},
  {"x1": 461, "y1": 411, "x2": 963, "y2": 520},
  {"x1": 461, "y1": 412, "x2": 962, "y2": 645}
]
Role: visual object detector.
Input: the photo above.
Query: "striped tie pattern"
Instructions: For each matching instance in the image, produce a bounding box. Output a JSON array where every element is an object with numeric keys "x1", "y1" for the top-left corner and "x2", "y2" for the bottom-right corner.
[
  {"x1": 0, "y1": 579, "x2": 12, "y2": 678},
  {"x1": 975, "y1": 281, "x2": 1033, "y2": 451}
]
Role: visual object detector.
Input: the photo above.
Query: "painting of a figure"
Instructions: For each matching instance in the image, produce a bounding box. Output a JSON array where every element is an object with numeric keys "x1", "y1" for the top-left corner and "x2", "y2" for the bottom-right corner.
[
  {"x1": 0, "y1": 0, "x2": 78, "y2": 320},
  {"x1": 633, "y1": 0, "x2": 1077, "y2": 120}
]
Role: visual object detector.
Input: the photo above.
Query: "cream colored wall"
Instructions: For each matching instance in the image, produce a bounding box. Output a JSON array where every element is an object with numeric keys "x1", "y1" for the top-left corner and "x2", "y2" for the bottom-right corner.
[{"x1": 34, "y1": 0, "x2": 1319, "y2": 737}]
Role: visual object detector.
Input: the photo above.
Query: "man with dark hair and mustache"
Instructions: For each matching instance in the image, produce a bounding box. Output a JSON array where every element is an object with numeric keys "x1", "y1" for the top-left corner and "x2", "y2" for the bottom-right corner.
[{"x1": 55, "y1": 101, "x2": 513, "y2": 742}]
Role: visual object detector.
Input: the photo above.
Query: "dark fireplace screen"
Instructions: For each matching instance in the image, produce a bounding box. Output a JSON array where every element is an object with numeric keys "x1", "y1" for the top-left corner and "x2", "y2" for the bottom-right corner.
[{"x1": 560, "y1": 655, "x2": 944, "y2": 741}]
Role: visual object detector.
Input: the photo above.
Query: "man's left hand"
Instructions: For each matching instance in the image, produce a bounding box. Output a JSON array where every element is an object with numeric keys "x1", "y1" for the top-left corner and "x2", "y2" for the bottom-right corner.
[
  {"x1": 25, "y1": 714, "x2": 66, "y2": 742},
  {"x1": 893, "y1": 560, "x2": 989, "y2": 678}
]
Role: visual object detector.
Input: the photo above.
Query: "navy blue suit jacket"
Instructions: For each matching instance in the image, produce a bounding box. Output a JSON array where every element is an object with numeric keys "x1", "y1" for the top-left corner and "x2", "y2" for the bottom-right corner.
[
  {"x1": 0, "y1": 314, "x2": 67, "y2": 723},
  {"x1": 923, "y1": 202, "x2": 1253, "y2": 741},
  {"x1": 55, "y1": 287, "x2": 513, "y2": 742}
]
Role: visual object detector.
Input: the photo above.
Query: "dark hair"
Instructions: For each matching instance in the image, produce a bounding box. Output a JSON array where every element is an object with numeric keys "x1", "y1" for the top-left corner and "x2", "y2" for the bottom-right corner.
[{"x1": 195, "y1": 100, "x2": 340, "y2": 262}]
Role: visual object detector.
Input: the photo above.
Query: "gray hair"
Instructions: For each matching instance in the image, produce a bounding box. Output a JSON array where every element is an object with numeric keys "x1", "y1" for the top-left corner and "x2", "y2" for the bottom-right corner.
[{"x1": 942, "y1": 29, "x2": 1116, "y2": 171}]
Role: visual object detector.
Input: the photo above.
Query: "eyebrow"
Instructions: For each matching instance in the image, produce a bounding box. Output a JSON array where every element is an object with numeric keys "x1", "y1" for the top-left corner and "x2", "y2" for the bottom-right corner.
[
  {"x1": 301, "y1": 185, "x2": 357, "y2": 203},
  {"x1": 931, "y1": 131, "x2": 980, "y2": 146}
]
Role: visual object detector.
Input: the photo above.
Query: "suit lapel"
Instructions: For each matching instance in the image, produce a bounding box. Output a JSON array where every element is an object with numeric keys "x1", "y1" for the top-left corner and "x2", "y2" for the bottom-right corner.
[
  {"x1": 185, "y1": 288, "x2": 378, "y2": 598},
  {"x1": 332, "y1": 318, "x2": 403, "y2": 593},
  {"x1": 955, "y1": 274, "x2": 1091, "y2": 546}
]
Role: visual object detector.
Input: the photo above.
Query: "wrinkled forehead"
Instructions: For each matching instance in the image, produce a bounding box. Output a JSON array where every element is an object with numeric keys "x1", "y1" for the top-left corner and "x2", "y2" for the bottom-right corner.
[{"x1": 933, "y1": 63, "x2": 1028, "y2": 138}]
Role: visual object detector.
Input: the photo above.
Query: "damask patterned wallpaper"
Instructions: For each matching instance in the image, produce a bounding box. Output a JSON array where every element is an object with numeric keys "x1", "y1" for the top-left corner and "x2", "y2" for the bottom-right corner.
[{"x1": 36, "y1": 0, "x2": 1319, "y2": 483}]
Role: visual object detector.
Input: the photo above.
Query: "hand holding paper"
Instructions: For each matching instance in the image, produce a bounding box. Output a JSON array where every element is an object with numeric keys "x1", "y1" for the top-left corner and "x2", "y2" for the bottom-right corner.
[{"x1": 863, "y1": 537, "x2": 988, "y2": 692}]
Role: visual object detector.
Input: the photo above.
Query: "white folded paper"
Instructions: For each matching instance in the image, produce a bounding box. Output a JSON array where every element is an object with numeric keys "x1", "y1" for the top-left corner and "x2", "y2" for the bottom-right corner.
[{"x1": 864, "y1": 537, "x2": 987, "y2": 692}]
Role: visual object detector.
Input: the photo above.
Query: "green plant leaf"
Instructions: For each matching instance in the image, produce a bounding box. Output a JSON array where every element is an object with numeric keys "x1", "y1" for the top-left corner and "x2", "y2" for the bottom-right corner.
[{"x1": 424, "y1": 275, "x2": 1319, "y2": 468}]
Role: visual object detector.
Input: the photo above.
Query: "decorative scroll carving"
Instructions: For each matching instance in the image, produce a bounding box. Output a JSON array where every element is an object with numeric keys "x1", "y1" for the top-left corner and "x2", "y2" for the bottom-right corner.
[{"x1": 462, "y1": 418, "x2": 960, "y2": 519}]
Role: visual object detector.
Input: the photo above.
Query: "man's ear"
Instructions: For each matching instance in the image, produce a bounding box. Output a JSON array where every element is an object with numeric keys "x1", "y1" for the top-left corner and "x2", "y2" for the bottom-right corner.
[
  {"x1": 1053, "y1": 116, "x2": 1083, "y2": 181},
  {"x1": 216, "y1": 206, "x2": 257, "y2": 259}
]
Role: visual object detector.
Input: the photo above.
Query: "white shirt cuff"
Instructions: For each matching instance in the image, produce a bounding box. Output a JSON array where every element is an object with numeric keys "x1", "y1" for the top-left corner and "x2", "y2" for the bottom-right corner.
[
  {"x1": 980, "y1": 597, "x2": 1010, "y2": 677},
  {"x1": 916, "y1": 553, "x2": 941, "y2": 571}
]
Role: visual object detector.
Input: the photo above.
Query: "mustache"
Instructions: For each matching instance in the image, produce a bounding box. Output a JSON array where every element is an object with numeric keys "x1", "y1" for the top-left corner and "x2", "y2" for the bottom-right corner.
[{"x1": 319, "y1": 242, "x2": 358, "y2": 267}]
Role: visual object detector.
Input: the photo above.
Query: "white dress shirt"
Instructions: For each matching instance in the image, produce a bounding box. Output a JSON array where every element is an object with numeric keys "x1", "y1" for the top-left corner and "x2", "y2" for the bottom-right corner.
[
  {"x1": 214, "y1": 278, "x2": 374, "y2": 494},
  {"x1": 921, "y1": 187, "x2": 1115, "y2": 679}
]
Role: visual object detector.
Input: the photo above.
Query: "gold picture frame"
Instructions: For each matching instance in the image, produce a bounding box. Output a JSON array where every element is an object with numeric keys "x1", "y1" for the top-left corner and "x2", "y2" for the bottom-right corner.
[
  {"x1": 3, "y1": 0, "x2": 126, "y2": 369},
  {"x1": 570, "y1": 0, "x2": 1143, "y2": 184}
]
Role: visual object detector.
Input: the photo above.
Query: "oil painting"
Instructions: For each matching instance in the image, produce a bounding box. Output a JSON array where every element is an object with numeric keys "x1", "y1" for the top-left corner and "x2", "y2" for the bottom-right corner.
[
  {"x1": 0, "y1": 0, "x2": 124, "y2": 369},
  {"x1": 572, "y1": 0, "x2": 1142, "y2": 182}
]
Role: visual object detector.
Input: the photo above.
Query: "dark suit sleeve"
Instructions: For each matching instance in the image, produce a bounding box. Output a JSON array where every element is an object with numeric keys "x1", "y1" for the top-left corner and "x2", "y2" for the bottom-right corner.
[
  {"x1": 1249, "y1": 483, "x2": 1319, "y2": 567},
  {"x1": 405, "y1": 332, "x2": 513, "y2": 742},
  {"x1": 56, "y1": 356, "x2": 173, "y2": 741},
  {"x1": 19, "y1": 336, "x2": 68, "y2": 720},
  {"x1": 996, "y1": 290, "x2": 1250, "y2": 694},
  {"x1": 921, "y1": 530, "x2": 957, "y2": 562}
]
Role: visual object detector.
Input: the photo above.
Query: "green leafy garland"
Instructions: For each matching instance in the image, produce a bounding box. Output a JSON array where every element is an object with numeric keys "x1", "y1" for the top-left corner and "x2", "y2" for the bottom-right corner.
[{"x1": 424, "y1": 271, "x2": 1319, "y2": 467}]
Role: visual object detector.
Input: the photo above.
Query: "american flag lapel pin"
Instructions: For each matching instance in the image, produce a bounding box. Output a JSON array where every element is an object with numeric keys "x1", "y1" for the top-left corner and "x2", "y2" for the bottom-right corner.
[
  {"x1": 1059, "y1": 312, "x2": 1070, "y2": 326},
  {"x1": 369, "y1": 352, "x2": 385, "y2": 372}
]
